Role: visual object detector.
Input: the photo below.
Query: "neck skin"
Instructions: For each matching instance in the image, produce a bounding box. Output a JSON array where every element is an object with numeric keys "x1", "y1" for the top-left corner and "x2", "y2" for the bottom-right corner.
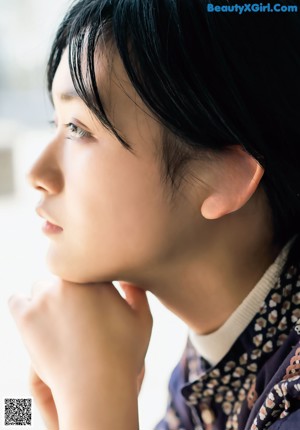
[{"x1": 130, "y1": 187, "x2": 281, "y2": 335}]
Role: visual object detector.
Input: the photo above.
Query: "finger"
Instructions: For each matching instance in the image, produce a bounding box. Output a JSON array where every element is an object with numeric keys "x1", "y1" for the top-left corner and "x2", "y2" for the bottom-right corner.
[
  {"x1": 8, "y1": 294, "x2": 30, "y2": 321},
  {"x1": 29, "y1": 366, "x2": 52, "y2": 403},
  {"x1": 30, "y1": 279, "x2": 54, "y2": 298},
  {"x1": 29, "y1": 365, "x2": 46, "y2": 393},
  {"x1": 119, "y1": 282, "x2": 152, "y2": 319},
  {"x1": 137, "y1": 364, "x2": 146, "y2": 394},
  {"x1": 29, "y1": 366, "x2": 59, "y2": 430}
]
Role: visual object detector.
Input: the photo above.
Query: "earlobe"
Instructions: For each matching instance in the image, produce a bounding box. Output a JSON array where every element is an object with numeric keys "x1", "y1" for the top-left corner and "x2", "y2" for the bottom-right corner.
[{"x1": 200, "y1": 146, "x2": 264, "y2": 220}]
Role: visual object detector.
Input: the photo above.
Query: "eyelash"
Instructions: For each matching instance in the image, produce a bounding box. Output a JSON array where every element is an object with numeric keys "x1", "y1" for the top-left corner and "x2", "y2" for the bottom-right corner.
[
  {"x1": 48, "y1": 120, "x2": 92, "y2": 140},
  {"x1": 65, "y1": 122, "x2": 91, "y2": 140}
]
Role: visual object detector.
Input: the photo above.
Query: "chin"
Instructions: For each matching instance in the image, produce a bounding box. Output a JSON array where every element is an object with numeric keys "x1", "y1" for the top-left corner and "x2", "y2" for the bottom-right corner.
[
  {"x1": 46, "y1": 254, "x2": 83, "y2": 283},
  {"x1": 46, "y1": 259, "x2": 114, "y2": 285},
  {"x1": 45, "y1": 247, "x2": 126, "y2": 284},
  {"x1": 45, "y1": 248, "x2": 81, "y2": 281}
]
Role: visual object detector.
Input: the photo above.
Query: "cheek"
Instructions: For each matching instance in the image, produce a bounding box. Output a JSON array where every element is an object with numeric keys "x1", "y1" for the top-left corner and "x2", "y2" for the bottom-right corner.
[
  {"x1": 47, "y1": 187, "x2": 172, "y2": 282},
  {"x1": 48, "y1": 148, "x2": 176, "y2": 281},
  {"x1": 67, "y1": 150, "x2": 166, "y2": 240},
  {"x1": 73, "y1": 170, "x2": 170, "y2": 264}
]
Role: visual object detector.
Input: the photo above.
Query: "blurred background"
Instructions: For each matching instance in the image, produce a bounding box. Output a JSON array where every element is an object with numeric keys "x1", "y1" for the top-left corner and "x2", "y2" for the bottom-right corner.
[{"x1": 0, "y1": 1, "x2": 188, "y2": 429}]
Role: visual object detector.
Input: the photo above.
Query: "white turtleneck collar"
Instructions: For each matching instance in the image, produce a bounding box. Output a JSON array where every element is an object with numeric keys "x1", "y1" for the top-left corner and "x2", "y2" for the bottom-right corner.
[{"x1": 189, "y1": 237, "x2": 296, "y2": 367}]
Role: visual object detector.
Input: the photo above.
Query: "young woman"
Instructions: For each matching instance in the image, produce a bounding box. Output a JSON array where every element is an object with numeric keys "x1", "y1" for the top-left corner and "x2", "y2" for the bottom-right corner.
[{"x1": 8, "y1": 0, "x2": 300, "y2": 429}]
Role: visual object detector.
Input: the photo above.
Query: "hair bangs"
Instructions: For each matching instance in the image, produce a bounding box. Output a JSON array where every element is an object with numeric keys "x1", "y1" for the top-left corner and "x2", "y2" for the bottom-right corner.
[{"x1": 48, "y1": 0, "x2": 132, "y2": 151}]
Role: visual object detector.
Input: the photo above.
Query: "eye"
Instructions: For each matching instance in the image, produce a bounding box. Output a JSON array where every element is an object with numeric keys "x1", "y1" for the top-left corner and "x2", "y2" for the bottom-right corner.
[
  {"x1": 66, "y1": 122, "x2": 92, "y2": 140},
  {"x1": 48, "y1": 120, "x2": 57, "y2": 128}
]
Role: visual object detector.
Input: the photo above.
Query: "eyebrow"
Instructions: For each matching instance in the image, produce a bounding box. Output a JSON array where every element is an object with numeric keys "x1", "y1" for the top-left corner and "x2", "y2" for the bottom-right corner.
[
  {"x1": 50, "y1": 89, "x2": 80, "y2": 103},
  {"x1": 58, "y1": 90, "x2": 80, "y2": 102}
]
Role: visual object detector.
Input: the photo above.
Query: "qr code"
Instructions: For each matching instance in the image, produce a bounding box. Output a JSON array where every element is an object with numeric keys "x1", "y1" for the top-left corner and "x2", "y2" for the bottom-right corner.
[{"x1": 4, "y1": 399, "x2": 32, "y2": 426}]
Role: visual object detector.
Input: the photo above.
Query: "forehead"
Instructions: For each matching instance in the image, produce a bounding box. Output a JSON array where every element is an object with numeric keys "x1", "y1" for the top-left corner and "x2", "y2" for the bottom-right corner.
[
  {"x1": 52, "y1": 46, "x2": 139, "y2": 108},
  {"x1": 52, "y1": 46, "x2": 162, "y2": 153},
  {"x1": 52, "y1": 51, "x2": 75, "y2": 98}
]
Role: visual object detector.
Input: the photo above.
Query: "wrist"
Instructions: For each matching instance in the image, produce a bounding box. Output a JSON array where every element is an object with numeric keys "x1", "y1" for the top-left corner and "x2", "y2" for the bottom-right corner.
[{"x1": 54, "y1": 367, "x2": 139, "y2": 430}]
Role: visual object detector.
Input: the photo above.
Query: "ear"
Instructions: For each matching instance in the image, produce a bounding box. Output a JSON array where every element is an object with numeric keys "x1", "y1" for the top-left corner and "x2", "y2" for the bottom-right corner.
[{"x1": 201, "y1": 146, "x2": 264, "y2": 220}]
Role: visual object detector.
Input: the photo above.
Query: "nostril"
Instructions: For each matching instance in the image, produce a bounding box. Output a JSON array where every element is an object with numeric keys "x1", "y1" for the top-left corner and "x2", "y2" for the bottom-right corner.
[
  {"x1": 26, "y1": 171, "x2": 45, "y2": 192},
  {"x1": 25, "y1": 160, "x2": 63, "y2": 195}
]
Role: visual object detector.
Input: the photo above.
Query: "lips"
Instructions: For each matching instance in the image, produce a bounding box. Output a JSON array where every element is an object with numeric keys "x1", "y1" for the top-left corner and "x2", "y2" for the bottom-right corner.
[
  {"x1": 42, "y1": 221, "x2": 63, "y2": 234},
  {"x1": 35, "y1": 205, "x2": 63, "y2": 232}
]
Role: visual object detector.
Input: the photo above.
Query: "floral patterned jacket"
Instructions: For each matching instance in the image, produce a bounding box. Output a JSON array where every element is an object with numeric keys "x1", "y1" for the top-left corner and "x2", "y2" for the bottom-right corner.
[{"x1": 155, "y1": 238, "x2": 300, "y2": 430}]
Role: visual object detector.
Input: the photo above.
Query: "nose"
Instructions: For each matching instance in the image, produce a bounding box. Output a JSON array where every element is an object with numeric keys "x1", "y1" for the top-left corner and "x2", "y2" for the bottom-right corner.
[{"x1": 27, "y1": 141, "x2": 64, "y2": 195}]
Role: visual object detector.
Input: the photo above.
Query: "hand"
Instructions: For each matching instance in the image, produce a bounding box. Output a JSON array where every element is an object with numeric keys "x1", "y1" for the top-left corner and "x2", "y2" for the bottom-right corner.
[
  {"x1": 137, "y1": 363, "x2": 146, "y2": 394},
  {"x1": 29, "y1": 366, "x2": 58, "y2": 430},
  {"x1": 30, "y1": 362, "x2": 146, "y2": 430},
  {"x1": 30, "y1": 363, "x2": 146, "y2": 429},
  {"x1": 9, "y1": 279, "x2": 152, "y2": 429}
]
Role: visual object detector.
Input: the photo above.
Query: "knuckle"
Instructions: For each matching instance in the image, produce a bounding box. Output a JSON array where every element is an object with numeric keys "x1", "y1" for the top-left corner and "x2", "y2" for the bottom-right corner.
[
  {"x1": 8, "y1": 295, "x2": 31, "y2": 323},
  {"x1": 31, "y1": 279, "x2": 54, "y2": 297},
  {"x1": 33, "y1": 291, "x2": 52, "y2": 311},
  {"x1": 19, "y1": 306, "x2": 35, "y2": 326}
]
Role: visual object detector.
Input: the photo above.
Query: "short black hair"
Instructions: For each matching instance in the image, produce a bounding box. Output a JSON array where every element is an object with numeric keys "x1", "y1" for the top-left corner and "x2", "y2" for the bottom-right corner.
[{"x1": 47, "y1": 0, "x2": 300, "y2": 246}]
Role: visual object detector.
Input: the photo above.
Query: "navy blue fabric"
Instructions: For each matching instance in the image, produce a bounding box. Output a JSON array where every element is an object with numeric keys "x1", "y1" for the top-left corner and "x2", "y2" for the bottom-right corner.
[{"x1": 268, "y1": 409, "x2": 300, "y2": 430}]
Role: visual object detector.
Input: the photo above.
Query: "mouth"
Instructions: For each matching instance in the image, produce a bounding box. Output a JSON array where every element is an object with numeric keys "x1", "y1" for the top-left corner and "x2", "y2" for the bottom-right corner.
[
  {"x1": 35, "y1": 206, "x2": 64, "y2": 234},
  {"x1": 42, "y1": 220, "x2": 63, "y2": 234}
]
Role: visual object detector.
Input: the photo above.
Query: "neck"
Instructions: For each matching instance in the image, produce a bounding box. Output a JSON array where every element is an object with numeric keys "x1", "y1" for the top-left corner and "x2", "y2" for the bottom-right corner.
[{"x1": 136, "y1": 189, "x2": 281, "y2": 334}]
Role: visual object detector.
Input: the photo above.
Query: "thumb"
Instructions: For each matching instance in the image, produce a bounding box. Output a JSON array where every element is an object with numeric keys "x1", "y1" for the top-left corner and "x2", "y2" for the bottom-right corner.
[{"x1": 119, "y1": 282, "x2": 152, "y2": 319}]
